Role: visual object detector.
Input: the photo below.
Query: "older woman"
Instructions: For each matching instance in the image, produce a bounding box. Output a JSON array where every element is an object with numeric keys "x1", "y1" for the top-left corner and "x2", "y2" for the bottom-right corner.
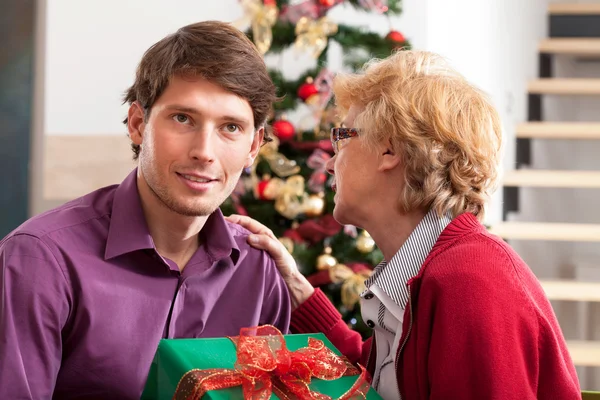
[{"x1": 227, "y1": 50, "x2": 580, "y2": 399}]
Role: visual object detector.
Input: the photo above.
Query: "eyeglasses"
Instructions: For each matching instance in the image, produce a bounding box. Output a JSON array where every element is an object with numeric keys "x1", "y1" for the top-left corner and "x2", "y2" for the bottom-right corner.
[{"x1": 330, "y1": 127, "x2": 359, "y2": 154}]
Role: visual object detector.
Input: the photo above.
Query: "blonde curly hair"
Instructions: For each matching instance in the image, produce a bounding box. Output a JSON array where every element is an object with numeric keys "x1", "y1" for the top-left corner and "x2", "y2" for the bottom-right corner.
[{"x1": 332, "y1": 50, "x2": 503, "y2": 221}]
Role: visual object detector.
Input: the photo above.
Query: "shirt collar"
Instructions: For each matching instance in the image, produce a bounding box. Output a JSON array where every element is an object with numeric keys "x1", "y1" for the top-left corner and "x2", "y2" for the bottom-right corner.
[
  {"x1": 363, "y1": 209, "x2": 452, "y2": 308},
  {"x1": 104, "y1": 168, "x2": 240, "y2": 263}
]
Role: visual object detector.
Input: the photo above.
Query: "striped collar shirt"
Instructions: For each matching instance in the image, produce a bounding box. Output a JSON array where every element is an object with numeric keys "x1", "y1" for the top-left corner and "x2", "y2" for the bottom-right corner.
[
  {"x1": 360, "y1": 209, "x2": 451, "y2": 399},
  {"x1": 364, "y1": 209, "x2": 452, "y2": 308}
]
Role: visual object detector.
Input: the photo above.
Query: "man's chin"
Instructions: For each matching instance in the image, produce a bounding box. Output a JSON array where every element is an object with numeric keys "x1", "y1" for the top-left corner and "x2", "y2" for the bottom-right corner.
[
  {"x1": 163, "y1": 198, "x2": 220, "y2": 218},
  {"x1": 173, "y1": 205, "x2": 218, "y2": 217}
]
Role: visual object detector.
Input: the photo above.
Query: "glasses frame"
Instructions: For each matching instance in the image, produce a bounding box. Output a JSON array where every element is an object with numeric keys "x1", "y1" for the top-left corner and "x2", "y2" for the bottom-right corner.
[{"x1": 330, "y1": 127, "x2": 360, "y2": 154}]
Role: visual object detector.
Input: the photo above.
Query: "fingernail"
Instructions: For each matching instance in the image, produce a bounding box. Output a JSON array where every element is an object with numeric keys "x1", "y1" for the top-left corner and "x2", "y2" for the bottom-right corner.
[{"x1": 249, "y1": 235, "x2": 259, "y2": 243}]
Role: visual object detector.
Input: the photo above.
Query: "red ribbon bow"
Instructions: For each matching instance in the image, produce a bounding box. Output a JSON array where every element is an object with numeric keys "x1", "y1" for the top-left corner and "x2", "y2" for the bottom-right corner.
[
  {"x1": 306, "y1": 149, "x2": 332, "y2": 193},
  {"x1": 173, "y1": 325, "x2": 370, "y2": 399}
]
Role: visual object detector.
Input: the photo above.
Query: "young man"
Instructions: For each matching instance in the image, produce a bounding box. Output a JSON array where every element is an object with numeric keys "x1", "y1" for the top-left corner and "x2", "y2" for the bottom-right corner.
[{"x1": 0, "y1": 21, "x2": 290, "y2": 399}]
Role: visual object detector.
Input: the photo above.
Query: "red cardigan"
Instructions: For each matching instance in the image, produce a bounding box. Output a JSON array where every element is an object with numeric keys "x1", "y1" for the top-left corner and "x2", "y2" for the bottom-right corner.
[{"x1": 291, "y1": 213, "x2": 581, "y2": 399}]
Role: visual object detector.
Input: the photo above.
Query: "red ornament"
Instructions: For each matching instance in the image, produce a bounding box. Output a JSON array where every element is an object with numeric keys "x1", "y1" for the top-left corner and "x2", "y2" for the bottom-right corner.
[
  {"x1": 386, "y1": 30, "x2": 406, "y2": 45},
  {"x1": 256, "y1": 177, "x2": 271, "y2": 200},
  {"x1": 263, "y1": 0, "x2": 276, "y2": 5},
  {"x1": 272, "y1": 118, "x2": 296, "y2": 141},
  {"x1": 297, "y1": 77, "x2": 320, "y2": 102},
  {"x1": 318, "y1": 0, "x2": 336, "y2": 6}
]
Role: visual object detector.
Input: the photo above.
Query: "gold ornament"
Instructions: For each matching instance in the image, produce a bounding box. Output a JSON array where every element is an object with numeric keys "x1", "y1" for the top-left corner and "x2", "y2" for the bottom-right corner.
[
  {"x1": 248, "y1": 136, "x2": 301, "y2": 200},
  {"x1": 356, "y1": 230, "x2": 376, "y2": 253},
  {"x1": 294, "y1": 16, "x2": 338, "y2": 58},
  {"x1": 270, "y1": 175, "x2": 309, "y2": 220},
  {"x1": 329, "y1": 264, "x2": 372, "y2": 309},
  {"x1": 316, "y1": 246, "x2": 338, "y2": 270},
  {"x1": 304, "y1": 193, "x2": 325, "y2": 217},
  {"x1": 237, "y1": 0, "x2": 278, "y2": 54},
  {"x1": 278, "y1": 237, "x2": 294, "y2": 254},
  {"x1": 259, "y1": 136, "x2": 301, "y2": 177}
]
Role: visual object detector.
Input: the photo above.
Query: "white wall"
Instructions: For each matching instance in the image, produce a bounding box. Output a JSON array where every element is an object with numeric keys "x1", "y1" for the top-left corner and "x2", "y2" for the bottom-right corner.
[{"x1": 44, "y1": 0, "x2": 243, "y2": 135}]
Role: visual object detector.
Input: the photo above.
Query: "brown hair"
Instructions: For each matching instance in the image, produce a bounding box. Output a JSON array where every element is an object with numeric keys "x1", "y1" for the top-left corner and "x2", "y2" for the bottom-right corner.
[
  {"x1": 333, "y1": 50, "x2": 503, "y2": 221},
  {"x1": 123, "y1": 20, "x2": 277, "y2": 160}
]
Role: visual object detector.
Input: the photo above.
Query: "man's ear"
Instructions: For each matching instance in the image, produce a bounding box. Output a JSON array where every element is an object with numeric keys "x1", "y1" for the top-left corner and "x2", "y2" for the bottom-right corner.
[
  {"x1": 378, "y1": 140, "x2": 402, "y2": 172},
  {"x1": 245, "y1": 126, "x2": 264, "y2": 168},
  {"x1": 128, "y1": 102, "x2": 146, "y2": 146}
]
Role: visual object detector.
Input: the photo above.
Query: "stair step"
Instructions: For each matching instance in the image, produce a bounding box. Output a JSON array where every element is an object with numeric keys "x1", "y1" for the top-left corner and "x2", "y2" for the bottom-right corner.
[
  {"x1": 539, "y1": 38, "x2": 600, "y2": 55},
  {"x1": 540, "y1": 280, "x2": 600, "y2": 302},
  {"x1": 489, "y1": 222, "x2": 600, "y2": 242},
  {"x1": 566, "y1": 340, "x2": 600, "y2": 367},
  {"x1": 549, "y1": 3, "x2": 600, "y2": 15},
  {"x1": 503, "y1": 170, "x2": 600, "y2": 188},
  {"x1": 529, "y1": 78, "x2": 600, "y2": 95},
  {"x1": 516, "y1": 122, "x2": 600, "y2": 139}
]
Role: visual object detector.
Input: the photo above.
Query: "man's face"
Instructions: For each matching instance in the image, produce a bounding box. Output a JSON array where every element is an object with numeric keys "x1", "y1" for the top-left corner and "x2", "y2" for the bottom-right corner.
[{"x1": 129, "y1": 75, "x2": 262, "y2": 217}]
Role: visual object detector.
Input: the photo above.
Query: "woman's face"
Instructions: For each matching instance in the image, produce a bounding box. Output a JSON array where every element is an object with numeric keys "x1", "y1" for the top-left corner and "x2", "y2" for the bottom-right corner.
[{"x1": 326, "y1": 105, "x2": 381, "y2": 227}]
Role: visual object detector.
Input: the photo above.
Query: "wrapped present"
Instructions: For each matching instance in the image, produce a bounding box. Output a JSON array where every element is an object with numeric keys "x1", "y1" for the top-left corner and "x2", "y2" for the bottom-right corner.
[{"x1": 141, "y1": 325, "x2": 382, "y2": 399}]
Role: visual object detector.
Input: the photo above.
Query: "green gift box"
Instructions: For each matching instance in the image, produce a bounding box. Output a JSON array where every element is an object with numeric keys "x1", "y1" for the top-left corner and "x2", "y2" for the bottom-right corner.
[{"x1": 141, "y1": 331, "x2": 382, "y2": 399}]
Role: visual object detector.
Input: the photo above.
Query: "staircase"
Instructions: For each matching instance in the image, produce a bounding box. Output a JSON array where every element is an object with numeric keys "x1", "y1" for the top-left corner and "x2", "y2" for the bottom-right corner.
[{"x1": 490, "y1": 3, "x2": 600, "y2": 378}]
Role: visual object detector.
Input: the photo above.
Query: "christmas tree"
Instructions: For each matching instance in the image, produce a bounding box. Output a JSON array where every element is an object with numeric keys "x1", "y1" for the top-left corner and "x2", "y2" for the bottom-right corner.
[{"x1": 221, "y1": 0, "x2": 409, "y2": 338}]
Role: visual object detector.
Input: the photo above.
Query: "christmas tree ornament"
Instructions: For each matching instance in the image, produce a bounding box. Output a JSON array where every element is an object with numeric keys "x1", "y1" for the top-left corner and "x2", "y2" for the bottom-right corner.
[
  {"x1": 297, "y1": 77, "x2": 320, "y2": 102},
  {"x1": 294, "y1": 16, "x2": 338, "y2": 58},
  {"x1": 256, "y1": 174, "x2": 272, "y2": 200},
  {"x1": 237, "y1": 0, "x2": 279, "y2": 54},
  {"x1": 316, "y1": 246, "x2": 338, "y2": 270},
  {"x1": 318, "y1": 0, "x2": 336, "y2": 7},
  {"x1": 304, "y1": 192, "x2": 325, "y2": 217},
  {"x1": 343, "y1": 225, "x2": 358, "y2": 238},
  {"x1": 356, "y1": 230, "x2": 376, "y2": 253},
  {"x1": 279, "y1": 0, "x2": 320, "y2": 24},
  {"x1": 278, "y1": 237, "x2": 295, "y2": 254},
  {"x1": 258, "y1": 137, "x2": 301, "y2": 177},
  {"x1": 272, "y1": 175, "x2": 309, "y2": 219},
  {"x1": 358, "y1": 0, "x2": 389, "y2": 13},
  {"x1": 385, "y1": 30, "x2": 406, "y2": 48},
  {"x1": 329, "y1": 263, "x2": 372, "y2": 309},
  {"x1": 306, "y1": 148, "x2": 331, "y2": 193},
  {"x1": 272, "y1": 117, "x2": 296, "y2": 141},
  {"x1": 312, "y1": 68, "x2": 335, "y2": 109}
]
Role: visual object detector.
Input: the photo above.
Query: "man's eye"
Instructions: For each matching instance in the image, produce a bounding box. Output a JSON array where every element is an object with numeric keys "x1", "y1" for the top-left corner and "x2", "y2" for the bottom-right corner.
[
  {"x1": 225, "y1": 124, "x2": 240, "y2": 133},
  {"x1": 173, "y1": 114, "x2": 189, "y2": 124}
]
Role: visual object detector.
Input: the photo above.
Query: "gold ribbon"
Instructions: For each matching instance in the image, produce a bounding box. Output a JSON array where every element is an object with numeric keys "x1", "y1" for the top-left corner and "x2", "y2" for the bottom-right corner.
[
  {"x1": 329, "y1": 264, "x2": 372, "y2": 309},
  {"x1": 237, "y1": 0, "x2": 278, "y2": 54},
  {"x1": 258, "y1": 136, "x2": 301, "y2": 178},
  {"x1": 295, "y1": 16, "x2": 338, "y2": 58},
  {"x1": 269, "y1": 175, "x2": 309, "y2": 220},
  {"x1": 249, "y1": 136, "x2": 301, "y2": 201}
]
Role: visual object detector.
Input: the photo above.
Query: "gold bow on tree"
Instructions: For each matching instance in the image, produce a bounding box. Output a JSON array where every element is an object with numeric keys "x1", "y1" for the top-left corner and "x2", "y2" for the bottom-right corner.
[
  {"x1": 268, "y1": 175, "x2": 309, "y2": 220},
  {"x1": 257, "y1": 136, "x2": 301, "y2": 178},
  {"x1": 294, "y1": 16, "x2": 338, "y2": 58},
  {"x1": 237, "y1": 0, "x2": 278, "y2": 54},
  {"x1": 329, "y1": 264, "x2": 372, "y2": 309},
  {"x1": 249, "y1": 135, "x2": 301, "y2": 199}
]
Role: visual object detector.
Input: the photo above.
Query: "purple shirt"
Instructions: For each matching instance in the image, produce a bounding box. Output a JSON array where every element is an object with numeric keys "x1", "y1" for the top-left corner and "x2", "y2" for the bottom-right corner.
[{"x1": 0, "y1": 169, "x2": 291, "y2": 399}]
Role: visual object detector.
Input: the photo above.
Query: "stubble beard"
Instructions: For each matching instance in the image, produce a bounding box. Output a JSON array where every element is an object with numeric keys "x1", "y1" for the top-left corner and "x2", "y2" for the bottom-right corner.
[{"x1": 146, "y1": 167, "x2": 241, "y2": 218}]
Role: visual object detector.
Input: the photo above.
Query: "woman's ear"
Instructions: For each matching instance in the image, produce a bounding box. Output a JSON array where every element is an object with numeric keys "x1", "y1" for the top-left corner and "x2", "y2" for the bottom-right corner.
[{"x1": 378, "y1": 140, "x2": 402, "y2": 172}]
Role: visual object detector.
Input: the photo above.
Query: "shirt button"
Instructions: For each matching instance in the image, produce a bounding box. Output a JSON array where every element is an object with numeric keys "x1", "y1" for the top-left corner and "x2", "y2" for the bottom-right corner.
[
  {"x1": 364, "y1": 292, "x2": 374, "y2": 300},
  {"x1": 366, "y1": 320, "x2": 375, "y2": 328}
]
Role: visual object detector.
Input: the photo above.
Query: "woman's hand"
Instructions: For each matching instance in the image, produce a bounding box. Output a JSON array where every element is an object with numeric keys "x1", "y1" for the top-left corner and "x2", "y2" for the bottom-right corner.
[{"x1": 225, "y1": 214, "x2": 315, "y2": 309}]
